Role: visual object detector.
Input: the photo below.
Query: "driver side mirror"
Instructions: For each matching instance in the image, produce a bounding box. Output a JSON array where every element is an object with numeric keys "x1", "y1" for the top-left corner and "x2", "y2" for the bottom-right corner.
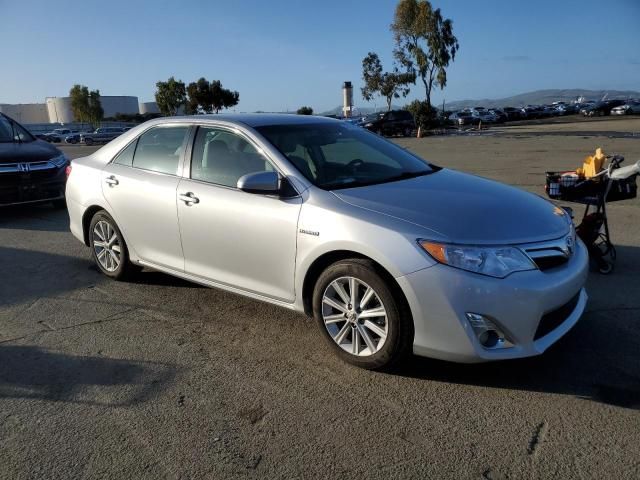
[{"x1": 237, "y1": 171, "x2": 281, "y2": 195}]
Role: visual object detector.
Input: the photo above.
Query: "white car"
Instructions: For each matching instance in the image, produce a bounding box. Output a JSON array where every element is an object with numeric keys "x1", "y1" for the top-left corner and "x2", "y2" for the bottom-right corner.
[
  {"x1": 611, "y1": 102, "x2": 640, "y2": 115},
  {"x1": 65, "y1": 115, "x2": 588, "y2": 369}
]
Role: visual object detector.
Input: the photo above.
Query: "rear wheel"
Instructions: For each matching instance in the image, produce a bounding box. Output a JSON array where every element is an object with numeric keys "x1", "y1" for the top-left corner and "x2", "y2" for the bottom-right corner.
[
  {"x1": 89, "y1": 211, "x2": 136, "y2": 280},
  {"x1": 85, "y1": 138, "x2": 94, "y2": 145},
  {"x1": 312, "y1": 259, "x2": 413, "y2": 370}
]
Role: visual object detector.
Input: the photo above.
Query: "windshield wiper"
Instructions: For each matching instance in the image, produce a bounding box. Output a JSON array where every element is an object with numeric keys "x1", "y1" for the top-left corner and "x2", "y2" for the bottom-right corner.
[
  {"x1": 323, "y1": 169, "x2": 434, "y2": 190},
  {"x1": 383, "y1": 170, "x2": 433, "y2": 182}
]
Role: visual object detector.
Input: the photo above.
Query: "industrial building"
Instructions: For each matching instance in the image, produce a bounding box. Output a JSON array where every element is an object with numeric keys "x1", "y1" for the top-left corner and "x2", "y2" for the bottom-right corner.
[
  {"x1": 0, "y1": 103, "x2": 49, "y2": 123},
  {"x1": 46, "y1": 96, "x2": 140, "y2": 123},
  {"x1": 1, "y1": 96, "x2": 158, "y2": 125}
]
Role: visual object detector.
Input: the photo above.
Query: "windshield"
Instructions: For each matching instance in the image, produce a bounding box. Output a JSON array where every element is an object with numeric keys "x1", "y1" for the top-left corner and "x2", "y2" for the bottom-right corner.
[
  {"x1": 0, "y1": 115, "x2": 35, "y2": 143},
  {"x1": 256, "y1": 123, "x2": 435, "y2": 190}
]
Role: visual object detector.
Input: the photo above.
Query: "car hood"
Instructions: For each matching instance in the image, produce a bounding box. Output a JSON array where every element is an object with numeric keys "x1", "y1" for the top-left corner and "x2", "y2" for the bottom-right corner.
[
  {"x1": 332, "y1": 169, "x2": 570, "y2": 245},
  {"x1": 0, "y1": 140, "x2": 62, "y2": 164}
]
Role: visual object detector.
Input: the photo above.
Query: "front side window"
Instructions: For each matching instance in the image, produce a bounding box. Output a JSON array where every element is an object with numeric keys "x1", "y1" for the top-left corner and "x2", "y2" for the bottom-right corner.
[
  {"x1": 256, "y1": 123, "x2": 435, "y2": 190},
  {"x1": 132, "y1": 126, "x2": 189, "y2": 175},
  {"x1": 190, "y1": 127, "x2": 273, "y2": 188}
]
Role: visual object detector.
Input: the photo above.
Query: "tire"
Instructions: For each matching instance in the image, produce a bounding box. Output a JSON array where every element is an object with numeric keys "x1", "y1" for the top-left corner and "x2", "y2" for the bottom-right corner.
[
  {"x1": 403, "y1": 128, "x2": 412, "y2": 137},
  {"x1": 84, "y1": 138, "x2": 94, "y2": 146},
  {"x1": 89, "y1": 211, "x2": 135, "y2": 280},
  {"x1": 312, "y1": 258, "x2": 413, "y2": 370}
]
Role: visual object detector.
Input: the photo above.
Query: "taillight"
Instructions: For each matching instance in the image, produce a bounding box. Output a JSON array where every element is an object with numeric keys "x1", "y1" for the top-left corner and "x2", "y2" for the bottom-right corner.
[{"x1": 65, "y1": 165, "x2": 72, "y2": 178}]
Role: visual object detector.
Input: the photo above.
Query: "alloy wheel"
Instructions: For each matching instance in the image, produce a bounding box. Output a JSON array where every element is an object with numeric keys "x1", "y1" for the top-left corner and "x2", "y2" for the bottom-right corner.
[
  {"x1": 322, "y1": 276, "x2": 388, "y2": 356},
  {"x1": 92, "y1": 220, "x2": 121, "y2": 272}
]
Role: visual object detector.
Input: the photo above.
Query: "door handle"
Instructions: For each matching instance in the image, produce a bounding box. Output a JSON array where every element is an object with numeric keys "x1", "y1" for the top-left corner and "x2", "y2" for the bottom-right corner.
[
  {"x1": 178, "y1": 192, "x2": 199, "y2": 205},
  {"x1": 104, "y1": 175, "x2": 119, "y2": 186}
]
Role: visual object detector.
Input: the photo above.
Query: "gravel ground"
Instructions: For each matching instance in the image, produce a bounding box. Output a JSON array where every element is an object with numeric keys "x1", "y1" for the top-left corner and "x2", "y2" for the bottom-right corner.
[{"x1": 1, "y1": 117, "x2": 639, "y2": 479}]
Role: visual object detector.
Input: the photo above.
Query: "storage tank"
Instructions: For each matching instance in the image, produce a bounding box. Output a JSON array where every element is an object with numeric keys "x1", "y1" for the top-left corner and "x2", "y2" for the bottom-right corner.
[
  {"x1": 342, "y1": 81, "x2": 353, "y2": 118},
  {"x1": 46, "y1": 97, "x2": 74, "y2": 123}
]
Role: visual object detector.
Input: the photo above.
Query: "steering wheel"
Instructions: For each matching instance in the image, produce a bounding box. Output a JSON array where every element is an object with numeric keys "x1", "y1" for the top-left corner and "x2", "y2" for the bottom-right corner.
[{"x1": 347, "y1": 159, "x2": 365, "y2": 172}]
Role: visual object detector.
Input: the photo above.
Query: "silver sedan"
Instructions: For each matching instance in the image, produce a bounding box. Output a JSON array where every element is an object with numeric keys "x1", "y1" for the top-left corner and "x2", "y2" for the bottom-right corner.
[{"x1": 66, "y1": 115, "x2": 588, "y2": 369}]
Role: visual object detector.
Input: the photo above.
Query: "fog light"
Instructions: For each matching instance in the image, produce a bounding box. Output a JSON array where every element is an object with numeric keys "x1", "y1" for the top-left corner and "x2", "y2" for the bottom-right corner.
[{"x1": 465, "y1": 313, "x2": 513, "y2": 349}]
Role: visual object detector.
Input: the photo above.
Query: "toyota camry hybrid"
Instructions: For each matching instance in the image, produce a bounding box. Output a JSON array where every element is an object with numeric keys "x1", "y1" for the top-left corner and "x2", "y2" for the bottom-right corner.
[{"x1": 66, "y1": 115, "x2": 588, "y2": 369}]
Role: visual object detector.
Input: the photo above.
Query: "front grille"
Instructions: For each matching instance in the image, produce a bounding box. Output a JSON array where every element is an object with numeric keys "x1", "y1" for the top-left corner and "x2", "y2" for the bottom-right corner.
[
  {"x1": 532, "y1": 256, "x2": 568, "y2": 271},
  {"x1": 523, "y1": 234, "x2": 574, "y2": 272},
  {"x1": 534, "y1": 292, "x2": 581, "y2": 340}
]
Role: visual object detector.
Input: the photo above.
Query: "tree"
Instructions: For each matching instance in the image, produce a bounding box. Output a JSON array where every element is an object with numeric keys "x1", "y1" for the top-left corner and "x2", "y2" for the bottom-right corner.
[
  {"x1": 361, "y1": 52, "x2": 414, "y2": 111},
  {"x1": 69, "y1": 84, "x2": 90, "y2": 123},
  {"x1": 69, "y1": 84, "x2": 102, "y2": 126},
  {"x1": 88, "y1": 89, "x2": 103, "y2": 126},
  {"x1": 391, "y1": 0, "x2": 459, "y2": 112},
  {"x1": 405, "y1": 99, "x2": 434, "y2": 130},
  {"x1": 186, "y1": 78, "x2": 239, "y2": 114},
  {"x1": 211, "y1": 80, "x2": 239, "y2": 114},
  {"x1": 296, "y1": 106, "x2": 313, "y2": 115},
  {"x1": 155, "y1": 77, "x2": 187, "y2": 116}
]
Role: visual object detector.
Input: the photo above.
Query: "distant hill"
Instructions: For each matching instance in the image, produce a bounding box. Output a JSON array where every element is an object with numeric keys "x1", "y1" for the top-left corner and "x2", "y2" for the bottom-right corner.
[{"x1": 444, "y1": 89, "x2": 640, "y2": 110}]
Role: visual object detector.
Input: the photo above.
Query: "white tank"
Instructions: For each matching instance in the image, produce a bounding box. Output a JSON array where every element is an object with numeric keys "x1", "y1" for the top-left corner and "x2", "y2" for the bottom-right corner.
[{"x1": 342, "y1": 81, "x2": 353, "y2": 118}]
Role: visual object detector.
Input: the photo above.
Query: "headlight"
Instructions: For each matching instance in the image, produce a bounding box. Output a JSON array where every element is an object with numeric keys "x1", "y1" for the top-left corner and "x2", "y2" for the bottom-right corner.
[
  {"x1": 419, "y1": 240, "x2": 536, "y2": 278},
  {"x1": 50, "y1": 154, "x2": 67, "y2": 167}
]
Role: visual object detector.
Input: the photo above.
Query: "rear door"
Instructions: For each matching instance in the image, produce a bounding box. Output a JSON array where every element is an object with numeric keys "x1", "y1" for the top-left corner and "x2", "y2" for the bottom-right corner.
[
  {"x1": 176, "y1": 125, "x2": 301, "y2": 302},
  {"x1": 101, "y1": 124, "x2": 191, "y2": 271}
]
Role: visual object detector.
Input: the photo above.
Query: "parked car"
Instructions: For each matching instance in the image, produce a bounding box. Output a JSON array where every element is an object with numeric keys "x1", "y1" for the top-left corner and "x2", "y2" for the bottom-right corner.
[
  {"x1": 555, "y1": 104, "x2": 578, "y2": 115},
  {"x1": 44, "y1": 128, "x2": 74, "y2": 143},
  {"x1": 502, "y1": 107, "x2": 523, "y2": 121},
  {"x1": 473, "y1": 111, "x2": 498, "y2": 123},
  {"x1": 81, "y1": 127, "x2": 125, "y2": 145},
  {"x1": 488, "y1": 109, "x2": 507, "y2": 123},
  {"x1": 582, "y1": 100, "x2": 626, "y2": 117},
  {"x1": 611, "y1": 102, "x2": 640, "y2": 115},
  {"x1": 363, "y1": 110, "x2": 415, "y2": 137},
  {"x1": 65, "y1": 130, "x2": 92, "y2": 144},
  {"x1": 66, "y1": 115, "x2": 588, "y2": 369},
  {"x1": 448, "y1": 111, "x2": 479, "y2": 126},
  {"x1": 0, "y1": 112, "x2": 69, "y2": 207}
]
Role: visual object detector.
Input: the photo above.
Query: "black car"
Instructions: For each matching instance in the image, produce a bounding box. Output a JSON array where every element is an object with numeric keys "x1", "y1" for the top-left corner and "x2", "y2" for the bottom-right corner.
[
  {"x1": 363, "y1": 110, "x2": 415, "y2": 136},
  {"x1": 0, "y1": 113, "x2": 69, "y2": 207},
  {"x1": 502, "y1": 107, "x2": 523, "y2": 121}
]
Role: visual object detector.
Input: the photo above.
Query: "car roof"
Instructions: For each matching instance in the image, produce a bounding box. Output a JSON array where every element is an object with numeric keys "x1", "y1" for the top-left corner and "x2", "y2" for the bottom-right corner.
[{"x1": 173, "y1": 113, "x2": 340, "y2": 128}]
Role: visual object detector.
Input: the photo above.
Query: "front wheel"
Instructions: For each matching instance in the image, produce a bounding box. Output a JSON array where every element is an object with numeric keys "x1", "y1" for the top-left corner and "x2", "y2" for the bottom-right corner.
[
  {"x1": 312, "y1": 259, "x2": 413, "y2": 370},
  {"x1": 84, "y1": 138, "x2": 94, "y2": 145},
  {"x1": 89, "y1": 211, "x2": 136, "y2": 280}
]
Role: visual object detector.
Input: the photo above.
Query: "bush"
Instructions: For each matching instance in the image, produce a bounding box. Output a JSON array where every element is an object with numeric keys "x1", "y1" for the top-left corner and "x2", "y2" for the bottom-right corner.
[{"x1": 405, "y1": 100, "x2": 438, "y2": 129}]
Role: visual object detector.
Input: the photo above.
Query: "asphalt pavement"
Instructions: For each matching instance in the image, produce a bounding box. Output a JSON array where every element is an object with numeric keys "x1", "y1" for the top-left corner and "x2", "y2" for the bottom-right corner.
[{"x1": 1, "y1": 119, "x2": 639, "y2": 479}]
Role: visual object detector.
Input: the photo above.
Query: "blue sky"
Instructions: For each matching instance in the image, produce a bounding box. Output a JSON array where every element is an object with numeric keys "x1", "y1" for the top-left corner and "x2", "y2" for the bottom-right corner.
[{"x1": 1, "y1": 0, "x2": 638, "y2": 112}]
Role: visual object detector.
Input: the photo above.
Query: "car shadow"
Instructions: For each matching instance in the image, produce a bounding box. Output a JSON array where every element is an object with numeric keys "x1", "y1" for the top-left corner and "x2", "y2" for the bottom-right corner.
[
  {"x1": 0, "y1": 345, "x2": 175, "y2": 406},
  {"x1": 0, "y1": 246, "x2": 100, "y2": 307},
  {"x1": 393, "y1": 244, "x2": 640, "y2": 410},
  {"x1": 0, "y1": 204, "x2": 69, "y2": 232}
]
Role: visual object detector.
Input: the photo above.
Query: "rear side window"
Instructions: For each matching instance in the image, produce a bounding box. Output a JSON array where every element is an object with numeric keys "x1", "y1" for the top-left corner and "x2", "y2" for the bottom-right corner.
[
  {"x1": 113, "y1": 140, "x2": 137, "y2": 167},
  {"x1": 132, "y1": 126, "x2": 190, "y2": 175}
]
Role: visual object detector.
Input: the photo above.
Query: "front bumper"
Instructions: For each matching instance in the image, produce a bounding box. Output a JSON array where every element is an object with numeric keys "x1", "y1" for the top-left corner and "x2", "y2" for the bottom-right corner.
[
  {"x1": 397, "y1": 237, "x2": 589, "y2": 363},
  {"x1": 0, "y1": 165, "x2": 67, "y2": 206}
]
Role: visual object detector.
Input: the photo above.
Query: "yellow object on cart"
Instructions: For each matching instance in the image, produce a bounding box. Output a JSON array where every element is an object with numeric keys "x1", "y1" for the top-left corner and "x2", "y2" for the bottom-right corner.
[{"x1": 576, "y1": 147, "x2": 606, "y2": 179}]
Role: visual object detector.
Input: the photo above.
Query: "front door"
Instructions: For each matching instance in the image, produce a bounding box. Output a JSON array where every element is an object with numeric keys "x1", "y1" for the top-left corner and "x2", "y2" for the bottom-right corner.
[
  {"x1": 177, "y1": 126, "x2": 301, "y2": 302},
  {"x1": 101, "y1": 125, "x2": 191, "y2": 271}
]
